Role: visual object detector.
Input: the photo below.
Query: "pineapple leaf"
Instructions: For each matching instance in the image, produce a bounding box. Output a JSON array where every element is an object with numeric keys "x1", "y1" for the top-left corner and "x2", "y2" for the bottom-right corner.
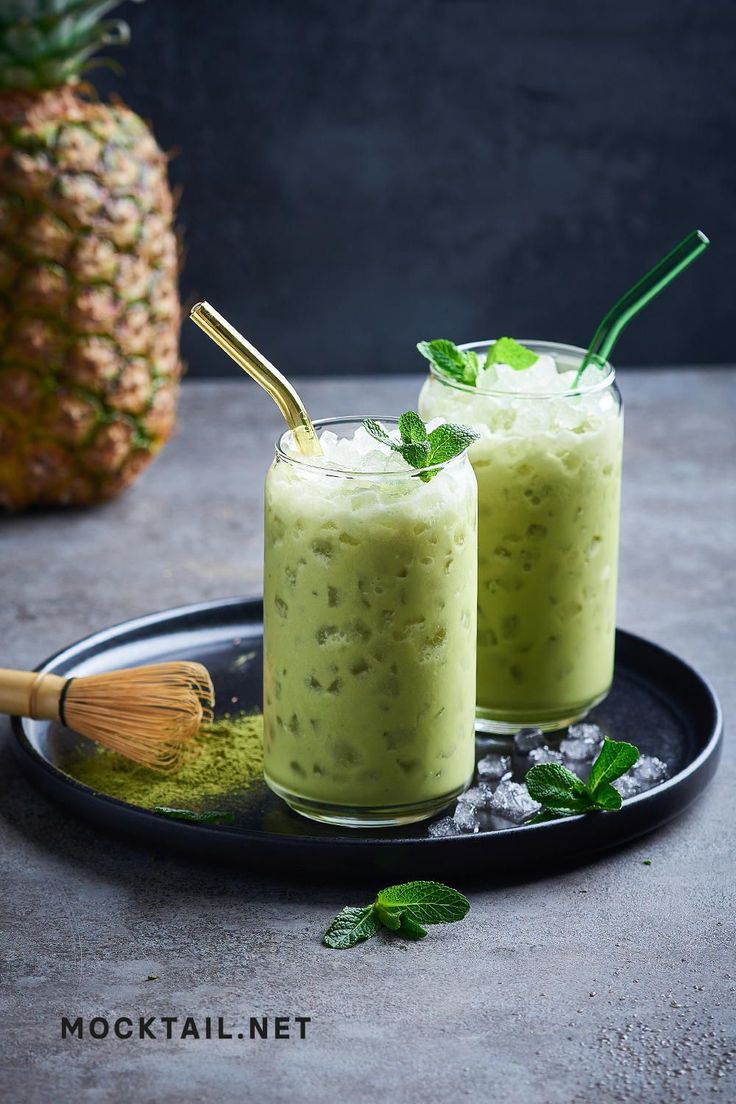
[{"x1": 0, "y1": 0, "x2": 142, "y2": 89}]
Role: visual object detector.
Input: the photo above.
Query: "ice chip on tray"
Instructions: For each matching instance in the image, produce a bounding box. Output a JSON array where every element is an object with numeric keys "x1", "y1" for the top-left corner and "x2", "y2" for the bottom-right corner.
[
  {"x1": 526, "y1": 746, "x2": 564, "y2": 766},
  {"x1": 457, "y1": 784, "x2": 494, "y2": 810},
  {"x1": 489, "y1": 778, "x2": 541, "y2": 825},
  {"x1": 453, "y1": 802, "x2": 481, "y2": 833},
  {"x1": 631, "y1": 755, "x2": 669, "y2": 786},
  {"x1": 560, "y1": 723, "x2": 605, "y2": 761},
  {"x1": 613, "y1": 755, "x2": 669, "y2": 800},
  {"x1": 476, "y1": 752, "x2": 511, "y2": 782},
  {"x1": 427, "y1": 816, "x2": 460, "y2": 838},
  {"x1": 613, "y1": 773, "x2": 643, "y2": 799},
  {"x1": 514, "y1": 728, "x2": 545, "y2": 754}
]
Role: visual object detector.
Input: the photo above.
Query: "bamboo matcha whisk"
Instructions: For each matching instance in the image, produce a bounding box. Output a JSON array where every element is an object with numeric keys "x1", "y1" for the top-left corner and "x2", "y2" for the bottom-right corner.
[{"x1": 0, "y1": 663, "x2": 214, "y2": 771}]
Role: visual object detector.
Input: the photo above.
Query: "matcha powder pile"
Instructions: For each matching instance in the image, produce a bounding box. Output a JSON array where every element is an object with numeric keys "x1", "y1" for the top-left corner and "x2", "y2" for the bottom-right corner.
[{"x1": 67, "y1": 713, "x2": 264, "y2": 811}]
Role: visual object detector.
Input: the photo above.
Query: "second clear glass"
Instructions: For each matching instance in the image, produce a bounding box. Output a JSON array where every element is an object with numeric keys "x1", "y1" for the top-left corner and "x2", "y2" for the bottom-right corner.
[{"x1": 419, "y1": 341, "x2": 623, "y2": 735}]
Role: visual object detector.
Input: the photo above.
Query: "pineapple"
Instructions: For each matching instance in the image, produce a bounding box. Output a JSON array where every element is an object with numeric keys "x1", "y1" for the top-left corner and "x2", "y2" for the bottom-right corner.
[{"x1": 0, "y1": 0, "x2": 182, "y2": 509}]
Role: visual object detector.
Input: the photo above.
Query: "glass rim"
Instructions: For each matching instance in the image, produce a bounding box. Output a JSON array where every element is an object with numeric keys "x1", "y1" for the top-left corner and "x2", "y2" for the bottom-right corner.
[
  {"x1": 427, "y1": 338, "x2": 616, "y2": 399},
  {"x1": 275, "y1": 415, "x2": 472, "y2": 479}
]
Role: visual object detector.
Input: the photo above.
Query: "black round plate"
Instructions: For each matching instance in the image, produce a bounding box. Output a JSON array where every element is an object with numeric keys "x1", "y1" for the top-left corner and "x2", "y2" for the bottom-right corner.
[{"x1": 11, "y1": 597, "x2": 723, "y2": 880}]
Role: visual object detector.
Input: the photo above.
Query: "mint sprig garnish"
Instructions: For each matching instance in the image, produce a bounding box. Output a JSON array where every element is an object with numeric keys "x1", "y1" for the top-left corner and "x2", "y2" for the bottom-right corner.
[
  {"x1": 417, "y1": 339, "x2": 480, "y2": 385},
  {"x1": 323, "y1": 880, "x2": 469, "y2": 949},
  {"x1": 526, "y1": 737, "x2": 639, "y2": 822},
  {"x1": 484, "y1": 336, "x2": 538, "y2": 371},
  {"x1": 362, "y1": 412, "x2": 478, "y2": 482},
  {"x1": 417, "y1": 335, "x2": 538, "y2": 383}
]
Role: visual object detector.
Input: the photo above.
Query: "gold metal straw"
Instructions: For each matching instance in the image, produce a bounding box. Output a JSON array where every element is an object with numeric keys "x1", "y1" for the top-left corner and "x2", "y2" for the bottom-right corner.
[{"x1": 190, "y1": 302, "x2": 322, "y2": 456}]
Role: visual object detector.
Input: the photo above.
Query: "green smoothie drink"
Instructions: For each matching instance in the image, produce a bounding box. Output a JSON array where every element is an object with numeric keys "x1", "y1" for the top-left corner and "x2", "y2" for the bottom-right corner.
[
  {"x1": 263, "y1": 416, "x2": 478, "y2": 826},
  {"x1": 419, "y1": 339, "x2": 623, "y2": 733}
]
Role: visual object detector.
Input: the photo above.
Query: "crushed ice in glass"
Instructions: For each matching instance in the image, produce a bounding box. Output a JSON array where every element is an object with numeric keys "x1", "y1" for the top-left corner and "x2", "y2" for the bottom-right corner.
[
  {"x1": 489, "y1": 778, "x2": 541, "y2": 825},
  {"x1": 513, "y1": 728, "x2": 545, "y2": 754}
]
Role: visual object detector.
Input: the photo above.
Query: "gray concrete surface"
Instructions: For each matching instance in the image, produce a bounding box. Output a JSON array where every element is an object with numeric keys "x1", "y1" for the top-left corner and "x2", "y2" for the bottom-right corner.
[{"x1": 1, "y1": 372, "x2": 734, "y2": 1104}]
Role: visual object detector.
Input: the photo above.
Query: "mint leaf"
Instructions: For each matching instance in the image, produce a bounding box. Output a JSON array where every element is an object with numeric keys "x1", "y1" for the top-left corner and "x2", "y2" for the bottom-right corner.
[
  {"x1": 376, "y1": 880, "x2": 470, "y2": 926},
  {"x1": 361, "y1": 413, "x2": 476, "y2": 482},
  {"x1": 375, "y1": 904, "x2": 402, "y2": 931},
  {"x1": 485, "y1": 336, "x2": 538, "y2": 371},
  {"x1": 399, "y1": 410, "x2": 428, "y2": 445},
  {"x1": 362, "y1": 417, "x2": 391, "y2": 445},
  {"x1": 323, "y1": 905, "x2": 379, "y2": 949},
  {"x1": 525, "y1": 764, "x2": 596, "y2": 815},
  {"x1": 529, "y1": 808, "x2": 567, "y2": 825},
  {"x1": 587, "y1": 738, "x2": 639, "y2": 796},
  {"x1": 154, "y1": 806, "x2": 235, "y2": 824},
  {"x1": 417, "y1": 339, "x2": 479, "y2": 386},
  {"x1": 399, "y1": 916, "x2": 428, "y2": 940},
  {"x1": 402, "y1": 441, "x2": 432, "y2": 470},
  {"x1": 465, "y1": 349, "x2": 480, "y2": 380},
  {"x1": 591, "y1": 782, "x2": 623, "y2": 811},
  {"x1": 323, "y1": 881, "x2": 468, "y2": 949},
  {"x1": 427, "y1": 423, "x2": 480, "y2": 466},
  {"x1": 526, "y1": 738, "x2": 641, "y2": 820}
]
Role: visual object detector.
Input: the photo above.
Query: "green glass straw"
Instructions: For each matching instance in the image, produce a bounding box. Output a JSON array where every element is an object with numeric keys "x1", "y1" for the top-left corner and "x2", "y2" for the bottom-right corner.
[{"x1": 574, "y1": 229, "x2": 710, "y2": 384}]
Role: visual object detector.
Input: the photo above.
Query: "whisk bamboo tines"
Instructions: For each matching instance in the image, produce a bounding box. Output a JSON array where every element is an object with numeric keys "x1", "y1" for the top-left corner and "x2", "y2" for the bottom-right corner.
[{"x1": 0, "y1": 662, "x2": 214, "y2": 772}]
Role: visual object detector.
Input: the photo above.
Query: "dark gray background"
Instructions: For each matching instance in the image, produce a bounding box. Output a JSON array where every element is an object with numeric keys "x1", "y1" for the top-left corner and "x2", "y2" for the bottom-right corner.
[{"x1": 99, "y1": 1, "x2": 735, "y2": 376}]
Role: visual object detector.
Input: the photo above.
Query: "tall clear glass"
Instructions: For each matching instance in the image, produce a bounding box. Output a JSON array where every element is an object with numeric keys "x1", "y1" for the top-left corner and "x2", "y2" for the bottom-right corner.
[
  {"x1": 419, "y1": 341, "x2": 623, "y2": 735},
  {"x1": 263, "y1": 416, "x2": 478, "y2": 826}
]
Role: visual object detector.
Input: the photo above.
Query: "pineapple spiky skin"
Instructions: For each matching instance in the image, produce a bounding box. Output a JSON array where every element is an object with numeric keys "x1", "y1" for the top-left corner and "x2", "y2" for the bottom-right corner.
[{"x1": 0, "y1": 81, "x2": 182, "y2": 510}]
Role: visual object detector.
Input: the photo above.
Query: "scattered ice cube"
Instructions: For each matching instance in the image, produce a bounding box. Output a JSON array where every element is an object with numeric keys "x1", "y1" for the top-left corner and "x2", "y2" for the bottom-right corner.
[
  {"x1": 631, "y1": 755, "x2": 669, "y2": 786},
  {"x1": 527, "y1": 746, "x2": 564, "y2": 766},
  {"x1": 427, "y1": 816, "x2": 460, "y2": 838},
  {"x1": 514, "y1": 728, "x2": 545, "y2": 754},
  {"x1": 560, "y1": 723, "x2": 605, "y2": 761},
  {"x1": 489, "y1": 779, "x2": 541, "y2": 825},
  {"x1": 453, "y1": 802, "x2": 481, "y2": 833},
  {"x1": 613, "y1": 756, "x2": 669, "y2": 800},
  {"x1": 476, "y1": 753, "x2": 511, "y2": 782},
  {"x1": 613, "y1": 773, "x2": 643, "y2": 799},
  {"x1": 568, "y1": 722, "x2": 605, "y2": 741},
  {"x1": 457, "y1": 784, "x2": 495, "y2": 809}
]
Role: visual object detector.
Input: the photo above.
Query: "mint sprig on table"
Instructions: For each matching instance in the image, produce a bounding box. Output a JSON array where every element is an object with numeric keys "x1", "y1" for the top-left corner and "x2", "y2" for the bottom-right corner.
[
  {"x1": 418, "y1": 336, "x2": 538, "y2": 384},
  {"x1": 526, "y1": 737, "x2": 639, "y2": 822},
  {"x1": 363, "y1": 411, "x2": 478, "y2": 482},
  {"x1": 323, "y1": 880, "x2": 470, "y2": 949}
]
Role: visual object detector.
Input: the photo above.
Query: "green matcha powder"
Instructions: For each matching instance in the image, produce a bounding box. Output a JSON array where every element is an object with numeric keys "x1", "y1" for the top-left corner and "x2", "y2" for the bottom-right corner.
[{"x1": 67, "y1": 713, "x2": 264, "y2": 811}]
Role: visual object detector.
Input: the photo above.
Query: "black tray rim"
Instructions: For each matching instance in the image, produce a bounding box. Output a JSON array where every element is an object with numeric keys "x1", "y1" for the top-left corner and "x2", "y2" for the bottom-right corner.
[{"x1": 9, "y1": 595, "x2": 724, "y2": 858}]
